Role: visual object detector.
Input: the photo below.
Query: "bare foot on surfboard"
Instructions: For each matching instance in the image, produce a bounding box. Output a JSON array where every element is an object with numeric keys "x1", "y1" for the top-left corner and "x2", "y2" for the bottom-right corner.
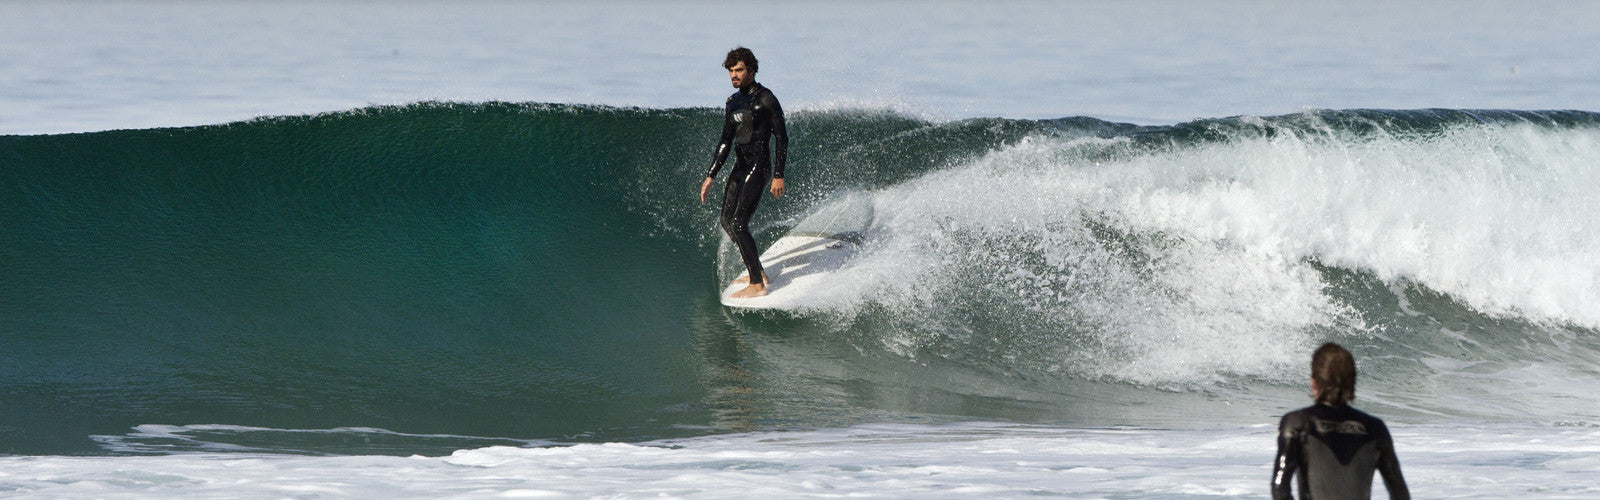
[
  {"x1": 729, "y1": 283, "x2": 768, "y2": 298},
  {"x1": 732, "y1": 271, "x2": 771, "y2": 285}
]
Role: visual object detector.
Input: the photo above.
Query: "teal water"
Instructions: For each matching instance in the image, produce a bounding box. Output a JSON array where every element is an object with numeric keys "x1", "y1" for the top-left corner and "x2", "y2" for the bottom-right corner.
[
  {"x1": 5, "y1": 104, "x2": 1600, "y2": 456},
  {"x1": 0, "y1": 103, "x2": 1066, "y2": 454}
]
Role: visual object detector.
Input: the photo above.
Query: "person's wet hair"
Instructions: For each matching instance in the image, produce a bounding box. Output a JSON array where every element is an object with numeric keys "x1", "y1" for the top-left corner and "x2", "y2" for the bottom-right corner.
[{"x1": 1312, "y1": 342, "x2": 1357, "y2": 405}]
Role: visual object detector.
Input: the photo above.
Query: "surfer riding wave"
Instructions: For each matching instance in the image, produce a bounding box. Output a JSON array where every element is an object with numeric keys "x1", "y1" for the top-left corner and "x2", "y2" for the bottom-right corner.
[{"x1": 700, "y1": 46, "x2": 789, "y2": 299}]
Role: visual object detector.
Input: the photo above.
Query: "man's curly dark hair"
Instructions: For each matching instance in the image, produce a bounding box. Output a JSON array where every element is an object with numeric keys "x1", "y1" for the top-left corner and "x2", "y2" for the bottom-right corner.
[{"x1": 723, "y1": 47, "x2": 758, "y2": 74}]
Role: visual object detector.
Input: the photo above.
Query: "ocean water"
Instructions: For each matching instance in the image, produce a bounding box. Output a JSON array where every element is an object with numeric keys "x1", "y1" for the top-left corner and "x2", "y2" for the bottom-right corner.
[{"x1": 5, "y1": 1, "x2": 1600, "y2": 498}]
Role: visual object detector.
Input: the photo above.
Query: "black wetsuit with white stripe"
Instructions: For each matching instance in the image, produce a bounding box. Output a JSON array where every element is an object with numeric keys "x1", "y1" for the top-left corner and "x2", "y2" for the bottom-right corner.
[
  {"x1": 707, "y1": 82, "x2": 788, "y2": 286},
  {"x1": 1272, "y1": 403, "x2": 1410, "y2": 500}
]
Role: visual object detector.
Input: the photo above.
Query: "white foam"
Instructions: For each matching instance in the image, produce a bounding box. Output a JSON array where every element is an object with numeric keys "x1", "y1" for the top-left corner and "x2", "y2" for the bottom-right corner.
[
  {"x1": 1097, "y1": 119, "x2": 1600, "y2": 328},
  {"x1": 785, "y1": 116, "x2": 1600, "y2": 389},
  {"x1": 786, "y1": 136, "x2": 1341, "y2": 385},
  {"x1": 5, "y1": 422, "x2": 1598, "y2": 498}
]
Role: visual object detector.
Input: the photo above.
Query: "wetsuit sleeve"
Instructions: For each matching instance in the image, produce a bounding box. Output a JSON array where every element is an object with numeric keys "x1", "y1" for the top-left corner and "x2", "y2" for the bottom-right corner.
[
  {"x1": 706, "y1": 103, "x2": 736, "y2": 179},
  {"x1": 1270, "y1": 413, "x2": 1301, "y2": 500},
  {"x1": 764, "y1": 91, "x2": 789, "y2": 179},
  {"x1": 1375, "y1": 422, "x2": 1410, "y2": 500}
]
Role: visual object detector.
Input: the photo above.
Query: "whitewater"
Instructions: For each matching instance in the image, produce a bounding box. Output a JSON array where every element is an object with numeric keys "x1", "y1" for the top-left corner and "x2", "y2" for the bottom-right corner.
[
  {"x1": 6, "y1": 1, "x2": 1600, "y2": 499},
  {"x1": 5, "y1": 423, "x2": 1598, "y2": 498}
]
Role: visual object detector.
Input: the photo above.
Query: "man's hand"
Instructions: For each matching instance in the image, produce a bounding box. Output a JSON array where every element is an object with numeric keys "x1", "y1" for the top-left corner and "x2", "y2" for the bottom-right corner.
[
  {"x1": 770, "y1": 178, "x2": 785, "y2": 198},
  {"x1": 700, "y1": 177, "x2": 714, "y2": 204}
]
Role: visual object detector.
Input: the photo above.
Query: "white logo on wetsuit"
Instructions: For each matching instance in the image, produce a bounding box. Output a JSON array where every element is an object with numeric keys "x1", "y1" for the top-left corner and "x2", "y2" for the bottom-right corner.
[{"x1": 1314, "y1": 419, "x2": 1368, "y2": 435}]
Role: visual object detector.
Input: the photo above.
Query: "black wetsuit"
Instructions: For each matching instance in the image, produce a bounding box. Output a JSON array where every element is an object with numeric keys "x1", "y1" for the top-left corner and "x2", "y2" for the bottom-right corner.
[
  {"x1": 706, "y1": 82, "x2": 788, "y2": 286},
  {"x1": 1272, "y1": 403, "x2": 1410, "y2": 500}
]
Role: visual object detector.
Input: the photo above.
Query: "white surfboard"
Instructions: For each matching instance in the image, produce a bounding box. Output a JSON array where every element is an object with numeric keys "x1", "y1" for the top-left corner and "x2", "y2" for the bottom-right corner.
[{"x1": 720, "y1": 193, "x2": 873, "y2": 310}]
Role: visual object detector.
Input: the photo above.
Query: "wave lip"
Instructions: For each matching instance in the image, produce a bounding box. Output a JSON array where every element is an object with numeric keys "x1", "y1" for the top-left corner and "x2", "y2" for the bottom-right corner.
[{"x1": 89, "y1": 424, "x2": 549, "y2": 456}]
